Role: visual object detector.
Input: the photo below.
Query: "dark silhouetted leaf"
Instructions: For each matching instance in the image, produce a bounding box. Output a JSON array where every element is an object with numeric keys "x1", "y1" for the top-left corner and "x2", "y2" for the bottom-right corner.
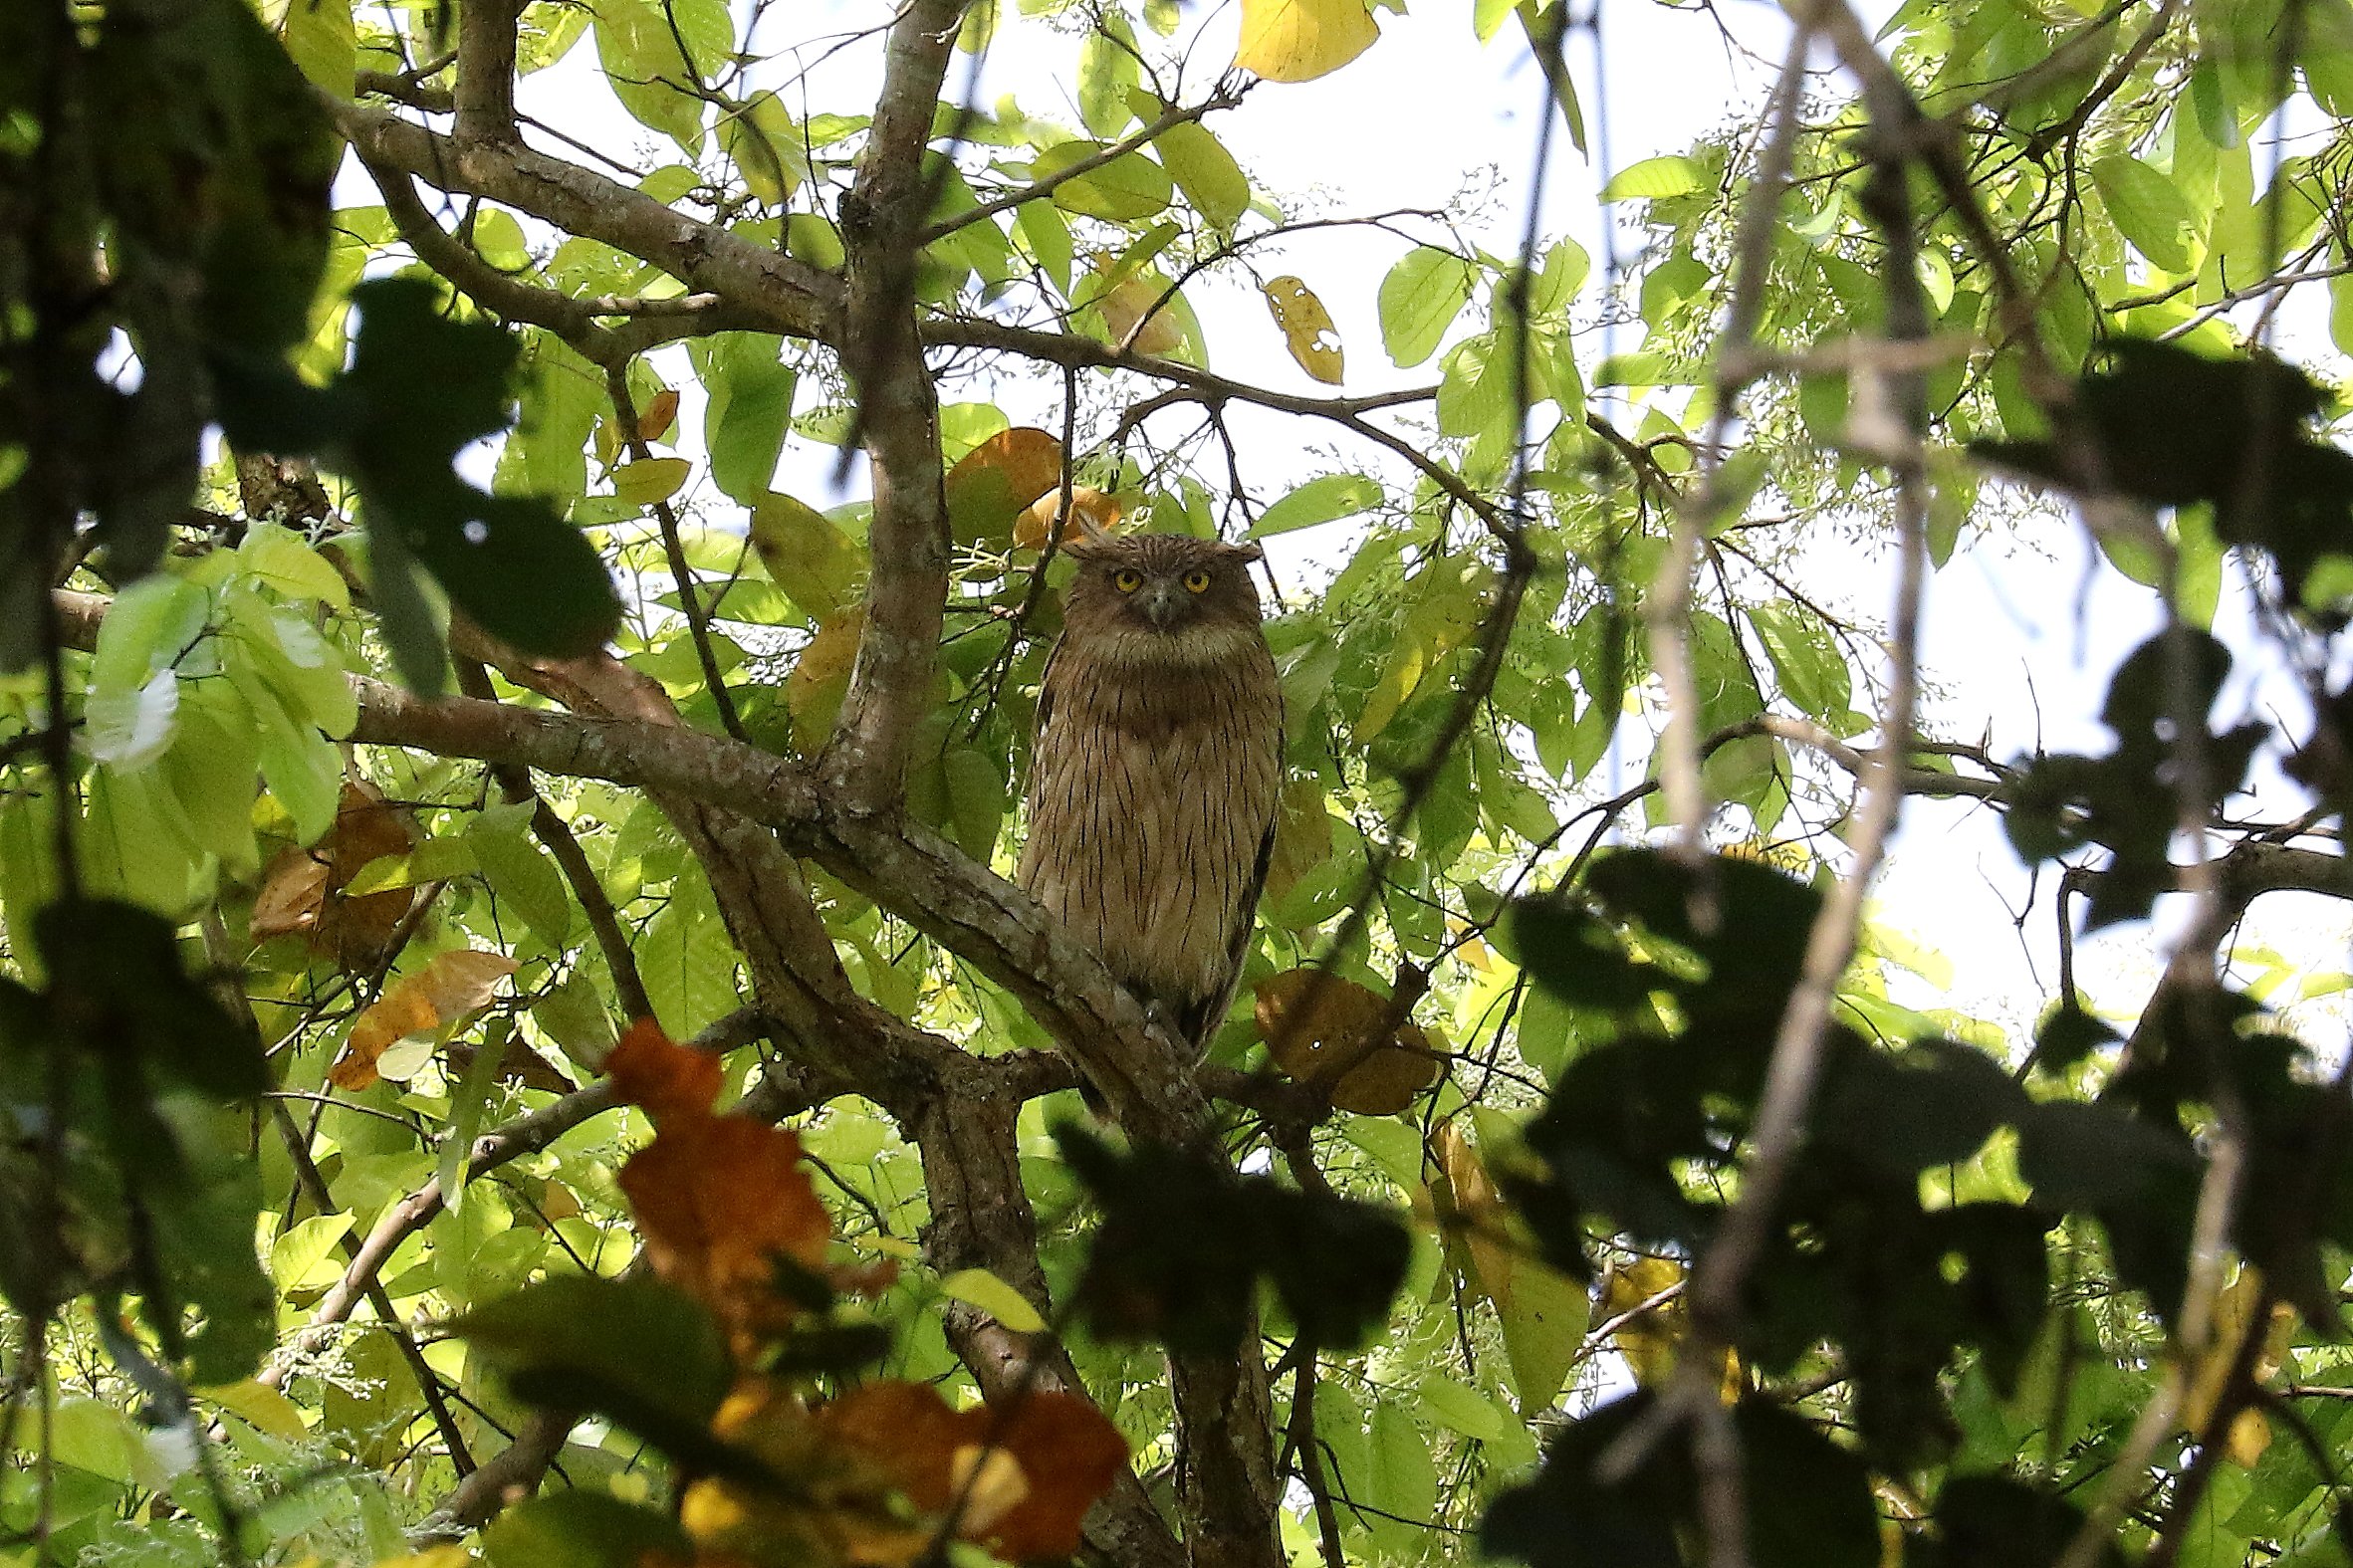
[
  {"x1": 1482, "y1": 1393, "x2": 1878, "y2": 1568},
  {"x1": 1816, "y1": 1039, "x2": 2024, "y2": 1173},
  {"x1": 452, "y1": 1273, "x2": 732, "y2": 1442},
  {"x1": 2015, "y1": 1100, "x2": 2199, "y2": 1211},
  {"x1": 1919, "y1": 1475, "x2": 2127, "y2": 1568},
  {"x1": 1059, "y1": 1128, "x2": 1410, "y2": 1353}
]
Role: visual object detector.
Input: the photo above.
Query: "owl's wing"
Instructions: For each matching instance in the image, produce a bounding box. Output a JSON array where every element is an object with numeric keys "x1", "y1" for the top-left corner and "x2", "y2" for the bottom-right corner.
[{"x1": 1179, "y1": 808, "x2": 1278, "y2": 1050}]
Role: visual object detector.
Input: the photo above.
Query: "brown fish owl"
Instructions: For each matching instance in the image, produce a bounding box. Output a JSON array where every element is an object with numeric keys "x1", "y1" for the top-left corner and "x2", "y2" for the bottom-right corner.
[{"x1": 1017, "y1": 533, "x2": 1285, "y2": 1048}]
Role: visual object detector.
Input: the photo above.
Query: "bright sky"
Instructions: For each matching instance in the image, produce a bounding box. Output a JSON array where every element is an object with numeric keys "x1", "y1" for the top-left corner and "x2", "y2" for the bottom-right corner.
[{"x1": 477, "y1": 0, "x2": 2353, "y2": 1049}]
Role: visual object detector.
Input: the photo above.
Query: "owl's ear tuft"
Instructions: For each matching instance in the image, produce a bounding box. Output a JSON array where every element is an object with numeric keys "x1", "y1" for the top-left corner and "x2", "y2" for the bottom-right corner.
[{"x1": 1226, "y1": 542, "x2": 1265, "y2": 564}]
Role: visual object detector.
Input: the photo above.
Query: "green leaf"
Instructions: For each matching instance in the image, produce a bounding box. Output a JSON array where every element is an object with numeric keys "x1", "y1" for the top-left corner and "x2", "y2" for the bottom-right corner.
[
  {"x1": 1361, "y1": 1404, "x2": 1439, "y2": 1555},
  {"x1": 2088, "y1": 154, "x2": 2196, "y2": 273},
  {"x1": 699, "y1": 335, "x2": 799, "y2": 506},
  {"x1": 452, "y1": 1274, "x2": 732, "y2": 1445},
  {"x1": 1036, "y1": 141, "x2": 1174, "y2": 221},
  {"x1": 590, "y1": 0, "x2": 732, "y2": 153},
  {"x1": 1157, "y1": 118, "x2": 1251, "y2": 229},
  {"x1": 239, "y1": 520, "x2": 351, "y2": 608},
  {"x1": 438, "y1": 1019, "x2": 513, "y2": 1215},
  {"x1": 278, "y1": 0, "x2": 355, "y2": 98},
  {"x1": 1599, "y1": 154, "x2": 1705, "y2": 201},
  {"x1": 1251, "y1": 472, "x2": 1384, "y2": 538},
  {"x1": 1377, "y1": 246, "x2": 1476, "y2": 368},
  {"x1": 470, "y1": 822, "x2": 573, "y2": 948},
  {"x1": 720, "y1": 91, "x2": 809, "y2": 207},
  {"x1": 1078, "y1": 13, "x2": 1141, "y2": 136},
  {"x1": 269, "y1": 1213, "x2": 354, "y2": 1292},
  {"x1": 1746, "y1": 601, "x2": 1851, "y2": 720},
  {"x1": 483, "y1": 1493, "x2": 691, "y2": 1568}
]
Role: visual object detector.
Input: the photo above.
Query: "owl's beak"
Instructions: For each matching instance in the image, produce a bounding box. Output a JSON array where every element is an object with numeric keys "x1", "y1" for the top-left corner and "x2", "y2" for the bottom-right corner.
[{"x1": 1137, "y1": 580, "x2": 1184, "y2": 628}]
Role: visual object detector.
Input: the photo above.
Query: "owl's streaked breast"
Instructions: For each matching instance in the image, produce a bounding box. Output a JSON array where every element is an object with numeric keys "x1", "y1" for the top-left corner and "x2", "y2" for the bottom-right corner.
[{"x1": 1016, "y1": 631, "x2": 1284, "y2": 1025}]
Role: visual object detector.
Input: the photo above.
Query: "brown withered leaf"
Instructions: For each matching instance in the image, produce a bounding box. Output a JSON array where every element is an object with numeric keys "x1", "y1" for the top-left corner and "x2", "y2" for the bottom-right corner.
[
  {"x1": 1254, "y1": 969, "x2": 1441, "y2": 1114},
  {"x1": 607, "y1": 1015, "x2": 723, "y2": 1124},
  {"x1": 1014, "y1": 484, "x2": 1124, "y2": 551},
  {"x1": 331, "y1": 949, "x2": 518, "y2": 1089},
  {"x1": 823, "y1": 1382, "x2": 1128, "y2": 1563},
  {"x1": 248, "y1": 851, "x2": 330, "y2": 941},
  {"x1": 610, "y1": 1020, "x2": 834, "y2": 1342}
]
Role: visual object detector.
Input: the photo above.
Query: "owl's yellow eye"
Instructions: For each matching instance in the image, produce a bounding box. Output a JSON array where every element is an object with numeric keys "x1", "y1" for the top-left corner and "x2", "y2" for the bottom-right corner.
[
  {"x1": 1112, "y1": 568, "x2": 1144, "y2": 593},
  {"x1": 1182, "y1": 569, "x2": 1212, "y2": 593}
]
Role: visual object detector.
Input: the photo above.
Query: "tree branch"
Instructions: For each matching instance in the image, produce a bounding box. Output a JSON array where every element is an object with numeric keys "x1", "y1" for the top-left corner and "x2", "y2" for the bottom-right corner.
[{"x1": 821, "y1": 0, "x2": 967, "y2": 811}]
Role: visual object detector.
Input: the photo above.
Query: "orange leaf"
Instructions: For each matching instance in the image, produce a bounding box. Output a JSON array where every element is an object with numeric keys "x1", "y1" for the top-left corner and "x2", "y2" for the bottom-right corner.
[
  {"x1": 638, "y1": 388, "x2": 681, "y2": 442},
  {"x1": 946, "y1": 427, "x2": 1064, "y2": 546},
  {"x1": 332, "y1": 949, "x2": 519, "y2": 1089},
  {"x1": 1254, "y1": 969, "x2": 1441, "y2": 1114},
  {"x1": 978, "y1": 1390, "x2": 1131, "y2": 1561},
  {"x1": 608, "y1": 1016, "x2": 723, "y2": 1124},
  {"x1": 621, "y1": 1116, "x2": 832, "y2": 1331},
  {"x1": 1014, "y1": 485, "x2": 1124, "y2": 551},
  {"x1": 824, "y1": 1383, "x2": 1127, "y2": 1563}
]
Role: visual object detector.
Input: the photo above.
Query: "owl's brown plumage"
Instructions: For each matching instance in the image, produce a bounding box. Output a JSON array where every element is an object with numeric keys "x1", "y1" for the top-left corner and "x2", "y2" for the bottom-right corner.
[{"x1": 1017, "y1": 533, "x2": 1285, "y2": 1048}]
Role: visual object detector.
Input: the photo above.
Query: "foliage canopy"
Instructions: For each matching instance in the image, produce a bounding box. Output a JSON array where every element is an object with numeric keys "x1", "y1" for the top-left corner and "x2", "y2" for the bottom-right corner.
[{"x1": 11, "y1": 0, "x2": 2353, "y2": 1566}]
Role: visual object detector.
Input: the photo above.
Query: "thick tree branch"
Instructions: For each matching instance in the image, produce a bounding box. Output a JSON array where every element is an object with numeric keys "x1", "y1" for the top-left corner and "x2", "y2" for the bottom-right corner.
[
  {"x1": 452, "y1": 0, "x2": 521, "y2": 146},
  {"x1": 820, "y1": 0, "x2": 967, "y2": 811},
  {"x1": 908, "y1": 1095, "x2": 1186, "y2": 1568},
  {"x1": 331, "y1": 98, "x2": 842, "y2": 338}
]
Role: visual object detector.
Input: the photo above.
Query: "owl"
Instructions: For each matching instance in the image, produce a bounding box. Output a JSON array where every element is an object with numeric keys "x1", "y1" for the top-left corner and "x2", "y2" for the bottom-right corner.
[{"x1": 1018, "y1": 532, "x2": 1285, "y2": 1050}]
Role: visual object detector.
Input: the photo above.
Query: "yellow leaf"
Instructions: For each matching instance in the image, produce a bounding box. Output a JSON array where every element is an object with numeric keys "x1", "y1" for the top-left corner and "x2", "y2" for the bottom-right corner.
[
  {"x1": 1094, "y1": 270, "x2": 1183, "y2": 355},
  {"x1": 939, "y1": 1267, "x2": 1050, "y2": 1333},
  {"x1": 1234, "y1": 0, "x2": 1379, "y2": 83},
  {"x1": 786, "y1": 607, "x2": 864, "y2": 751},
  {"x1": 200, "y1": 1380, "x2": 310, "y2": 1441},
  {"x1": 1263, "y1": 275, "x2": 1343, "y2": 383},
  {"x1": 2226, "y1": 1407, "x2": 2271, "y2": 1466}
]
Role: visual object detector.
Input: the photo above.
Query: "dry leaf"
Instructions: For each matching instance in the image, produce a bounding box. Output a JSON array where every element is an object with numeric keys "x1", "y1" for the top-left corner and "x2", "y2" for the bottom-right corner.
[
  {"x1": 823, "y1": 1382, "x2": 1128, "y2": 1563},
  {"x1": 248, "y1": 851, "x2": 329, "y2": 941},
  {"x1": 1254, "y1": 969, "x2": 1440, "y2": 1114},
  {"x1": 610, "y1": 1021, "x2": 834, "y2": 1344},
  {"x1": 1263, "y1": 274, "x2": 1344, "y2": 383},
  {"x1": 1014, "y1": 485, "x2": 1124, "y2": 551},
  {"x1": 260, "y1": 780, "x2": 420, "y2": 970},
  {"x1": 332, "y1": 949, "x2": 518, "y2": 1089},
  {"x1": 1601, "y1": 1257, "x2": 1686, "y2": 1385},
  {"x1": 637, "y1": 388, "x2": 681, "y2": 442},
  {"x1": 607, "y1": 1015, "x2": 724, "y2": 1124}
]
